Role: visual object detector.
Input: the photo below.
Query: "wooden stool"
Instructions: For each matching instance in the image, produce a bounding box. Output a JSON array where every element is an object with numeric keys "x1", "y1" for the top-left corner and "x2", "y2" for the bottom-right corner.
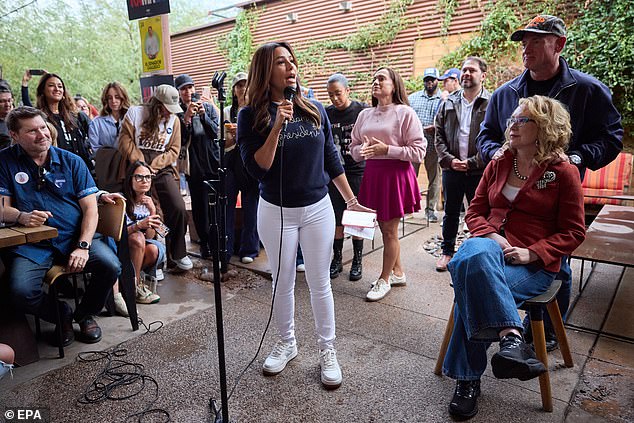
[{"x1": 434, "y1": 279, "x2": 574, "y2": 412}]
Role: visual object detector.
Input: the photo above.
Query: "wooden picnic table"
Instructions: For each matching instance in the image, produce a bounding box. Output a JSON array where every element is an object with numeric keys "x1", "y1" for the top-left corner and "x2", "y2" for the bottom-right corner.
[
  {"x1": 0, "y1": 225, "x2": 58, "y2": 365},
  {"x1": 571, "y1": 205, "x2": 634, "y2": 271}
]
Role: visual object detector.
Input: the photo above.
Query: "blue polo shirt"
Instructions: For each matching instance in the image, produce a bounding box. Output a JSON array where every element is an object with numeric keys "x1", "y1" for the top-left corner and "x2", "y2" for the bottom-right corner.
[{"x1": 0, "y1": 145, "x2": 98, "y2": 264}]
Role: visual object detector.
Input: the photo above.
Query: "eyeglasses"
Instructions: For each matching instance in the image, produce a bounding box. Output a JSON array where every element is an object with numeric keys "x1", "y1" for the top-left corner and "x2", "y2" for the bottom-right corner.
[
  {"x1": 36, "y1": 166, "x2": 47, "y2": 191},
  {"x1": 133, "y1": 174, "x2": 153, "y2": 182},
  {"x1": 506, "y1": 116, "x2": 536, "y2": 127}
]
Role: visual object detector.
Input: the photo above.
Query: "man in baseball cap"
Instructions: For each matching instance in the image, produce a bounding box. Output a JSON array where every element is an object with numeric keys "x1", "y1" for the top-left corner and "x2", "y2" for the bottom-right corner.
[
  {"x1": 438, "y1": 68, "x2": 461, "y2": 101},
  {"x1": 476, "y1": 13, "x2": 622, "y2": 355},
  {"x1": 409, "y1": 67, "x2": 442, "y2": 223},
  {"x1": 510, "y1": 14, "x2": 566, "y2": 41}
]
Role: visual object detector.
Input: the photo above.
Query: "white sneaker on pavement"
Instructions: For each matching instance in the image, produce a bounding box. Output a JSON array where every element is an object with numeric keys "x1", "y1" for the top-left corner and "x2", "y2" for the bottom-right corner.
[
  {"x1": 262, "y1": 340, "x2": 298, "y2": 375},
  {"x1": 319, "y1": 348, "x2": 342, "y2": 389},
  {"x1": 113, "y1": 292, "x2": 129, "y2": 317},
  {"x1": 389, "y1": 271, "x2": 407, "y2": 286},
  {"x1": 174, "y1": 256, "x2": 193, "y2": 271},
  {"x1": 366, "y1": 278, "x2": 391, "y2": 301}
]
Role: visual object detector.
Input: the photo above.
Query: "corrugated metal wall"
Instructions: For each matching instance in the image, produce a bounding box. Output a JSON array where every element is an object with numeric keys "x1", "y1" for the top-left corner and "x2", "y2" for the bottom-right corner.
[{"x1": 171, "y1": 0, "x2": 486, "y2": 102}]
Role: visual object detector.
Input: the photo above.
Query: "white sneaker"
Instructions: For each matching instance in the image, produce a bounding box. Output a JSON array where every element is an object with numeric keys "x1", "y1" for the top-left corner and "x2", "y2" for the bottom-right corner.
[
  {"x1": 319, "y1": 348, "x2": 342, "y2": 389},
  {"x1": 389, "y1": 271, "x2": 407, "y2": 287},
  {"x1": 113, "y1": 292, "x2": 129, "y2": 317},
  {"x1": 262, "y1": 340, "x2": 298, "y2": 375},
  {"x1": 136, "y1": 284, "x2": 160, "y2": 304},
  {"x1": 296, "y1": 264, "x2": 306, "y2": 272},
  {"x1": 155, "y1": 268, "x2": 164, "y2": 281},
  {"x1": 174, "y1": 256, "x2": 193, "y2": 271},
  {"x1": 241, "y1": 256, "x2": 254, "y2": 264},
  {"x1": 366, "y1": 278, "x2": 391, "y2": 301}
]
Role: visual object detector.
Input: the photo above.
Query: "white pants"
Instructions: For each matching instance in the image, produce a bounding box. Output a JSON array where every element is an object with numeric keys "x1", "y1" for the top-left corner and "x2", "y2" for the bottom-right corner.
[{"x1": 258, "y1": 195, "x2": 336, "y2": 350}]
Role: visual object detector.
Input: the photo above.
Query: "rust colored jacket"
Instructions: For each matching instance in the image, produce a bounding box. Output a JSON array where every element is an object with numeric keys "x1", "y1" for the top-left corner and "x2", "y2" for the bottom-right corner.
[{"x1": 466, "y1": 150, "x2": 586, "y2": 272}]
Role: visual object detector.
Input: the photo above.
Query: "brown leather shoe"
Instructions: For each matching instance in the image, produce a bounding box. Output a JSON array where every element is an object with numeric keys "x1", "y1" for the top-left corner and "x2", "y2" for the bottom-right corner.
[
  {"x1": 52, "y1": 303, "x2": 75, "y2": 347},
  {"x1": 78, "y1": 317, "x2": 102, "y2": 344},
  {"x1": 436, "y1": 255, "x2": 452, "y2": 272}
]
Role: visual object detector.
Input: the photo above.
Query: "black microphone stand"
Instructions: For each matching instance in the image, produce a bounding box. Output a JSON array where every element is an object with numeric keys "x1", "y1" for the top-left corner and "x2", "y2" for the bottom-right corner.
[{"x1": 204, "y1": 71, "x2": 230, "y2": 423}]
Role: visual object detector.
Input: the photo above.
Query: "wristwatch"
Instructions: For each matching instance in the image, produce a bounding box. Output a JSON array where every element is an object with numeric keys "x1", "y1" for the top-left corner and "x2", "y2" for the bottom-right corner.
[
  {"x1": 77, "y1": 241, "x2": 91, "y2": 250},
  {"x1": 569, "y1": 154, "x2": 582, "y2": 166}
]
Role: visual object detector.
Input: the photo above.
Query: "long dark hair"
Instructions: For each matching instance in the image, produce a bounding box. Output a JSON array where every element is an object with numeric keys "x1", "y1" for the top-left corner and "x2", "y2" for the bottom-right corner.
[
  {"x1": 100, "y1": 81, "x2": 131, "y2": 117},
  {"x1": 36, "y1": 73, "x2": 78, "y2": 131},
  {"x1": 141, "y1": 96, "x2": 164, "y2": 140},
  {"x1": 246, "y1": 41, "x2": 320, "y2": 135},
  {"x1": 123, "y1": 160, "x2": 152, "y2": 219},
  {"x1": 371, "y1": 67, "x2": 410, "y2": 107}
]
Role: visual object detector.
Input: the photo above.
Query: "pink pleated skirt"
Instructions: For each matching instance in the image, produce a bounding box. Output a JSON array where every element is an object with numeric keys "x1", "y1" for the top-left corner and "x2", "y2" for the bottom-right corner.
[{"x1": 358, "y1": 159, "x2": 421, "y2": 222}]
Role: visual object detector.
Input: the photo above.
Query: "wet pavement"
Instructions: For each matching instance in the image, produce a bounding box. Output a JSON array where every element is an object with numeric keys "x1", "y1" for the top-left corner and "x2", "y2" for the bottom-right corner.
[{"x1": 1, "y1": 211, "x2": 633, "y2": 422}]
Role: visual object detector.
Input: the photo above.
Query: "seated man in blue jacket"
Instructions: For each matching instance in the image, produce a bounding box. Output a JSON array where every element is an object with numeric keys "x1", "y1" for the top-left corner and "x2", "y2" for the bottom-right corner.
[
  {"x1": 0, "y1": 106, "x2": 121, "y2": 346},
  {"x1": 476, "y1": 14, "x2": 623, "y2": 350}
]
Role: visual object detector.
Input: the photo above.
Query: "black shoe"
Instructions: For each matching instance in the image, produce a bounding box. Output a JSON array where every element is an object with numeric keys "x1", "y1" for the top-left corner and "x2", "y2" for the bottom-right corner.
[
  {"x1": 78, "y1": 316, "x2": 102, "y2": 344},
  {"x1": 546, "y1": 333, "x2": 559, "y2": 352},
  {"x1": 349, "y1": 241, "x2": 363, "y2": 281},
  {"x1": 491, "y1": 334, "x2": 546, "y2": 381},
  {"x1": 448, "y1": 380, "x2": 480, "y2": 420},
  {"x1": 329, "y1": 253, "x2": 343, "y2": 279},
  {"x1": 523, "y1": 319, "x2": 559, "y2": 352},
  {"x1": 52, "y1": 303, "x2": 75, "y2": 347},
  {"x1": 200, "y1": 244, "x2": 212, "y2": 259}
]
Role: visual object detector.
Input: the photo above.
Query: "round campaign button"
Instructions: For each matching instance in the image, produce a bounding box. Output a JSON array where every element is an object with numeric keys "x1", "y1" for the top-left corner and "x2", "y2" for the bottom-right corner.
[{"x1": 15, "y1": 172, "x2": 29, "y2": 184}]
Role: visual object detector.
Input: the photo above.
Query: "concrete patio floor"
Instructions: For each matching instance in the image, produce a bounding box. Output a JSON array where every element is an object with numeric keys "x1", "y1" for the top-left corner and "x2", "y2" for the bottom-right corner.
[{"x1": 1, "y1": 211, "x2": 632, "y2": 422}]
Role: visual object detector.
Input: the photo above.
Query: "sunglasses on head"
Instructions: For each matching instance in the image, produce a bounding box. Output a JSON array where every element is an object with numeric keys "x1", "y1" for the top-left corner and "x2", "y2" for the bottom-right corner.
[
  {"x1": 133, "y1": 174, "x2": 153, "y2": 182},
  {"x1": 506, "y1": 116, "x2": 536, "y2": 127}
]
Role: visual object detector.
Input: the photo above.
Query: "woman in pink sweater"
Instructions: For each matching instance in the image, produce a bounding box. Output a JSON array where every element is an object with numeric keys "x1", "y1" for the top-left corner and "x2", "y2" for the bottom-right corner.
[{"x1": 350, "y1": 67, "x2": 426, "y2": 301}]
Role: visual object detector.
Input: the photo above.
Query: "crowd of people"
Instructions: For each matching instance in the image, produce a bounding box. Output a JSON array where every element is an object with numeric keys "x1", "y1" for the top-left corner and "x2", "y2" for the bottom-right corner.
[{"x1": 0, "y1": 13, "x2": 625, "y2": 420}]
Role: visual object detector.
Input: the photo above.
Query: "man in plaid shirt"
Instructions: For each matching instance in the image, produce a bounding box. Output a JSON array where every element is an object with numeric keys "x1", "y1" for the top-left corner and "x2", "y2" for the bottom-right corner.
[{"x1": 409, "y1": 67, "x2": 442, "y2": 222}]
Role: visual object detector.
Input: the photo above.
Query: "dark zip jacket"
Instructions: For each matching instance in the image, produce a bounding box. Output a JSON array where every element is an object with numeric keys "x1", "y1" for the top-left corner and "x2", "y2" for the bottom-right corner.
[{"x1": 476, "y1": 57, "x2": 623, "y2": 178}]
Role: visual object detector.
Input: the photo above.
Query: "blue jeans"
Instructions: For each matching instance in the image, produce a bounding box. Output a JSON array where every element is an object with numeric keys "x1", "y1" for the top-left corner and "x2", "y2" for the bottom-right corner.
[
  {"x1": 7, "y1": 234, "x2": 121, "y2": 323},
  {"x1": 441, "y1": 170, "x2": 481, "y2": 256},
  {"x1": 443, "y1": 237, "x2": 556, "y2": 380}
]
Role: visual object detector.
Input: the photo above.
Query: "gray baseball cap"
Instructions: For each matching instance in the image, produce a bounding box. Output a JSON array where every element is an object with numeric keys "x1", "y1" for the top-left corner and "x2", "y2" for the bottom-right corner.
[{"x1": 510, "y1": 15, "x2": 566, "y2": 41}]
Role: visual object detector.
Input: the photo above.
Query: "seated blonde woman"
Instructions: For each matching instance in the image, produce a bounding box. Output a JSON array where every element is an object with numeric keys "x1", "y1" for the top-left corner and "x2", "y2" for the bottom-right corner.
[{"x1": 442, "y1": 96, "x2": 586, "y2": 419}]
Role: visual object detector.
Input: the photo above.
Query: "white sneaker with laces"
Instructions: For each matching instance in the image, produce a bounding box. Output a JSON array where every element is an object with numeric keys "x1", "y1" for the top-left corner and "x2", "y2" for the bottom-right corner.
[
  {"x1": 262, "y1": 340, "x2": 298, "y2": 375},
  {"x1": 366, "y1": 278, "x2": 391, "y2": 301},
  {"x1": 174, "y1": 256, "x2": 193, "y2": 271},
  {"x1": 319, "y1": 348, "x2": 342, "y2": 388},
  {"x1": 155, "y1": 268, "x2": 165, "y2": 281},
  {"x1": 389, "y1": 271, "x2": 407, "y2": 286}
]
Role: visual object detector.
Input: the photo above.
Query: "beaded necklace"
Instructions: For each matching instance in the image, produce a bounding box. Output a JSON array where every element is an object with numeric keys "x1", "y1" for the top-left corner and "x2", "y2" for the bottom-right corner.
[{"x1": 513, "y1": 156, "x2": 529, "y2": 181}]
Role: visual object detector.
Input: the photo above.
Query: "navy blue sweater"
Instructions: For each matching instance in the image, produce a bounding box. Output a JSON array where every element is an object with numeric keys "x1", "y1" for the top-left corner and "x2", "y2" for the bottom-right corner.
[
  {"x1": 477, "y1": 57, "x2": 623, "y2": 177},
  {"x1": 238, "y1": 100, "x2": 344, "y2": 207}
]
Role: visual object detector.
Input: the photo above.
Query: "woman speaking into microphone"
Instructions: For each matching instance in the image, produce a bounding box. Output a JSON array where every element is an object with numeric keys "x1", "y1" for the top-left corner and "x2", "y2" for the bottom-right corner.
[{"x1": 238, "y1": 41, "x2": 369, "y2": 389}]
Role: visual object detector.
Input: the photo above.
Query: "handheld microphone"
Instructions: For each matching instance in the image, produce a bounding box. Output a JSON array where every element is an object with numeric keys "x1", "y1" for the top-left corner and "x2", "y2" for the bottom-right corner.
[{"x1": 283, "y1": 86, "x2": 296, "y2": 130}]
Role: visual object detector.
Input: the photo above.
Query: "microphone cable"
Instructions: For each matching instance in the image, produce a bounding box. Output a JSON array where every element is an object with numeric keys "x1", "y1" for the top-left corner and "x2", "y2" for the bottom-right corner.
[{"x1": 221, "y1": 107, "x2": 287, "y2": 406}]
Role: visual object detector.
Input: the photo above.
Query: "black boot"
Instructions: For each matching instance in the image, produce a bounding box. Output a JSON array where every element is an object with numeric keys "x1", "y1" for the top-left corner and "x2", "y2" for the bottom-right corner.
[
  {"x1": 448, "y1": 379, "x2": 480, "y2": 420},
  {"x1": 349, "y1": 239, "x2": 363, "y2": 281},
  {"x1": 329, "y1": 239, "x2": 344, "y2": 279},
  {"x1": 491, "y1": 333, "x2": 546, "y2": 381}
]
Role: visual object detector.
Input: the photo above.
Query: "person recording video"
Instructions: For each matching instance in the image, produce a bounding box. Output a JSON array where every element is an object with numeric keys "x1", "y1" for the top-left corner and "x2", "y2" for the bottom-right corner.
[
  {"x1": 238, "y1": 41, "x2": 370, "y2": 389},
  {"x1": 174, "y1": 74, "x2": 220, "y2": 260}
]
